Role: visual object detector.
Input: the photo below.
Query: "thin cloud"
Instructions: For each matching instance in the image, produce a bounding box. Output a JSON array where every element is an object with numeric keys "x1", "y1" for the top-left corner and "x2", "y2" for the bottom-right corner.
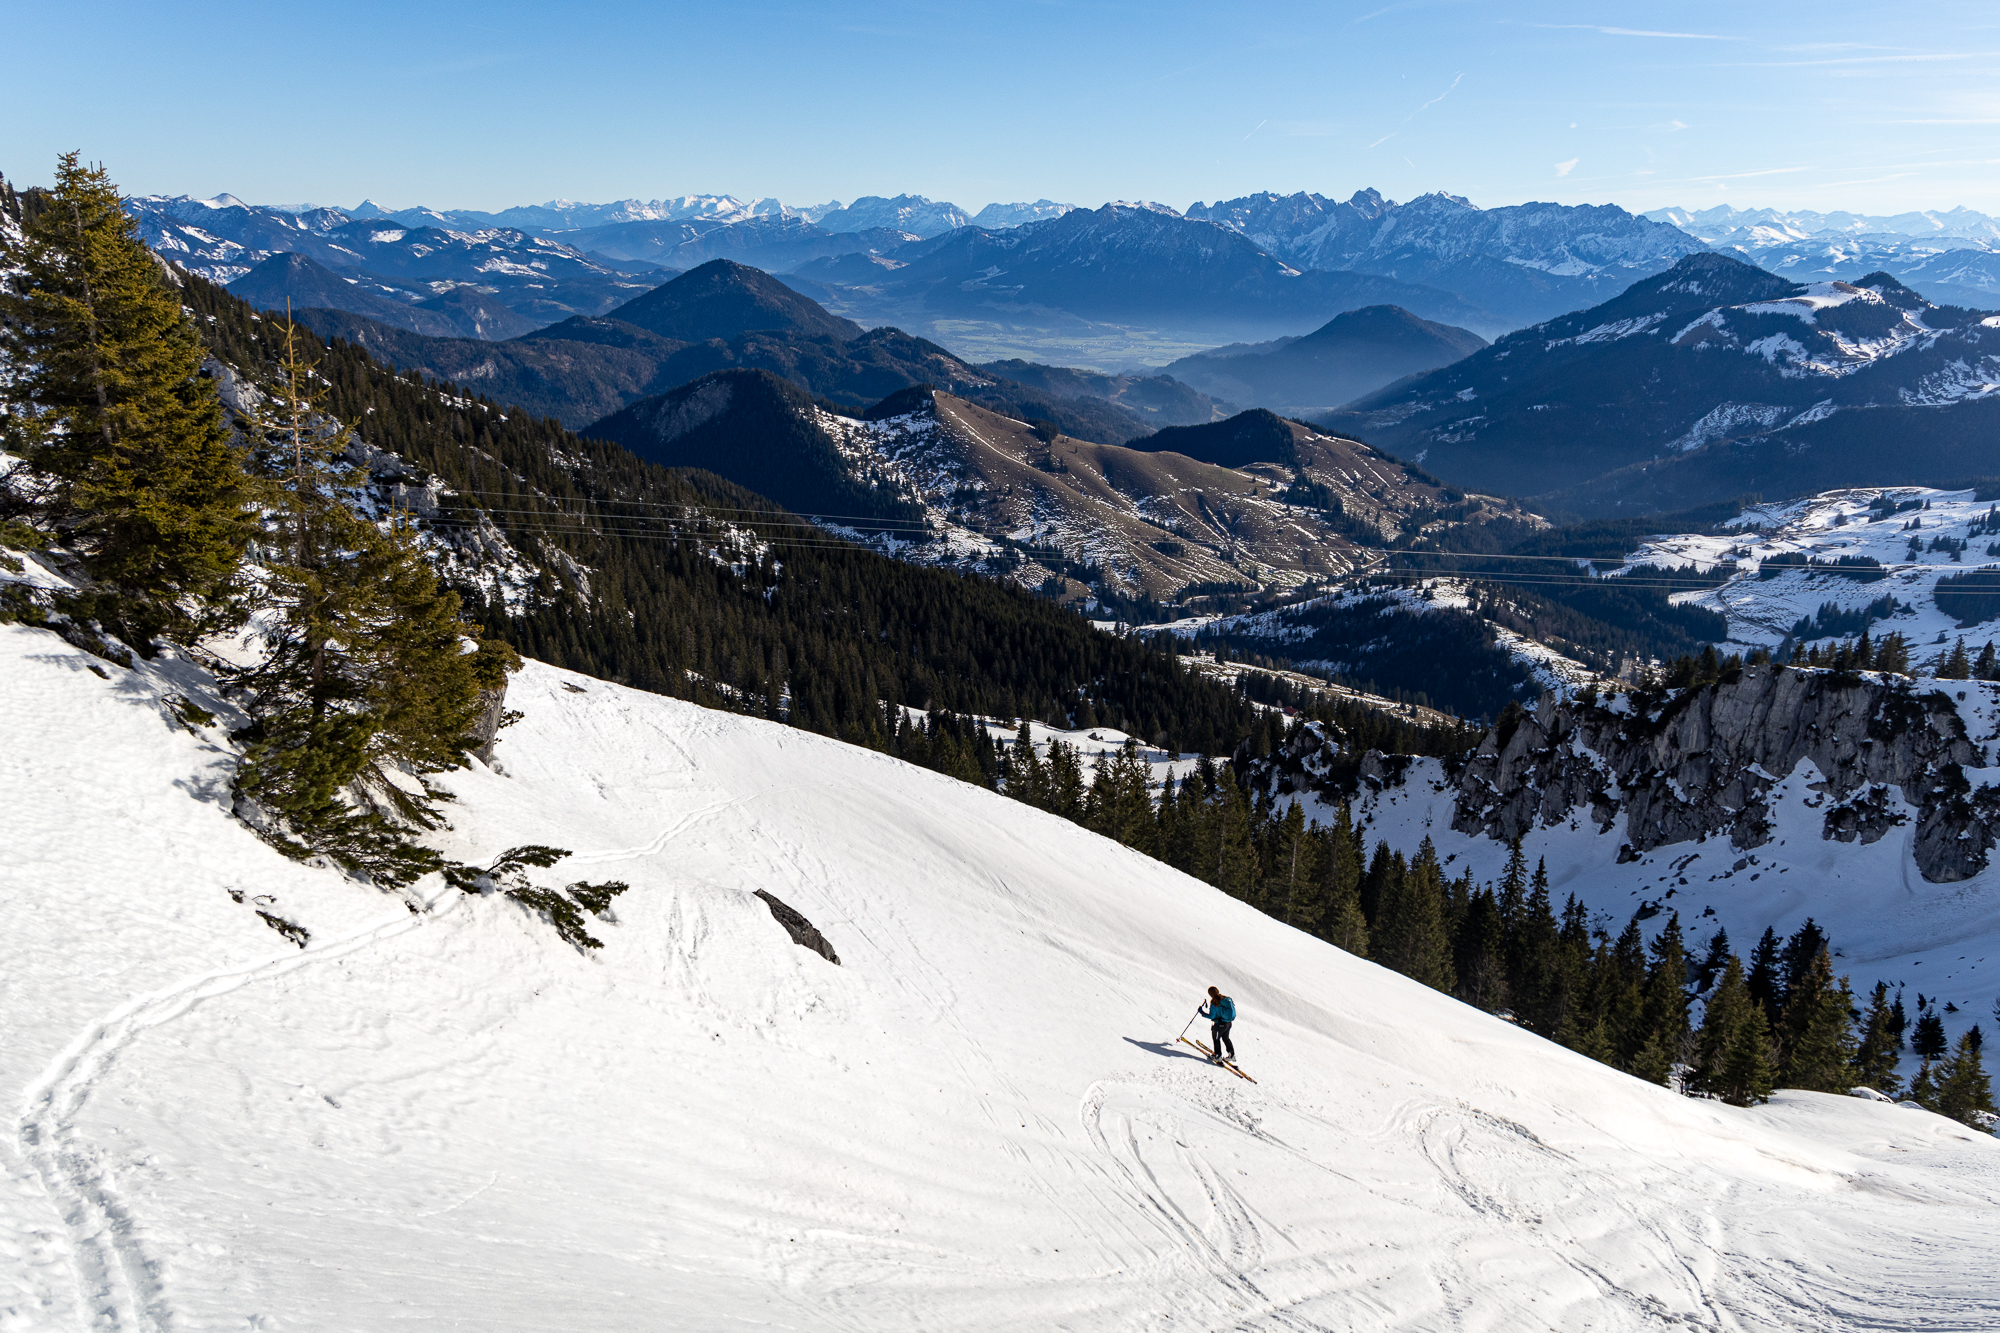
[
  {"x1": 1409, "y1": 73, "x2": 1463, "y2": 119},
  {"x1": 1243, "y1": 118, "x2": 1268, "y2": 141},
  {"x1": 1728, "y1": 51, "x2": 1997, "y2": 67},
  {"x1": 1555, "y1": 158, "x2": 1579, "y2": 177},
  {"x1": 1537, "y1": 24, "x2": 1734, "y2": 40},
  {"x1": 1367, "y1": 133, "x2": 1396, "y2": 149}
]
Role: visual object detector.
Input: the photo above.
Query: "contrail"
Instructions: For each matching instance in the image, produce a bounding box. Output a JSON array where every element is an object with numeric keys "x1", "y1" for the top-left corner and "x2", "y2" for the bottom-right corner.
[
  {"x1": 1243, "y1": 118, "x2": 1268, "y2": 141},
  {"x1": 1412, "y1": 72, "x2": 1463, "y2": 117}
]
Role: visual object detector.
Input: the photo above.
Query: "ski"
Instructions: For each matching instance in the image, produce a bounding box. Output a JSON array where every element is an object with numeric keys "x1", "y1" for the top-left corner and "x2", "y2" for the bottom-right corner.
[{"x1": 1178, "y1": 1036, "x2": 1256, "y2": 1082}]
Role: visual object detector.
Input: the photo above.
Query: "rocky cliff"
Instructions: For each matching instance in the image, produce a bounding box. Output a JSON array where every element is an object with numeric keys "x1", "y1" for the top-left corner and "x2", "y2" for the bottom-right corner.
[{"x1": 1450, "y1": 664, "x2": 2000, "y2": 883}]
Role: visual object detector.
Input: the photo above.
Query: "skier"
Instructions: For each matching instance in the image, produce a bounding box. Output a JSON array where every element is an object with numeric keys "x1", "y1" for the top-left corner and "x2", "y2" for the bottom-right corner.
[{"x1": 1201, "y1": 986, "x2": 1236, "y2": 1065}]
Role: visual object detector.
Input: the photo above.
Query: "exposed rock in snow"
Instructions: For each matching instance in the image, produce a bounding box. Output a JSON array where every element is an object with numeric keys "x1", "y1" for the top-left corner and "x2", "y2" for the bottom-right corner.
[{"x1": 1450, "y1": 665, "x2": 1998, "y2": 883}]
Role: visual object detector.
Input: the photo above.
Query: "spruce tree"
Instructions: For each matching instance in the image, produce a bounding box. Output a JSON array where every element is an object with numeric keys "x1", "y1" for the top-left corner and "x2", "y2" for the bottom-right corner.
[
  {"x1": 0, "y1": 154, "x2": 254, "y2": 644},
  {"x1": 1005, "y1": 721, "x2": 1046, "y2": 808},
  {"x1": 1313, "y1": 805, "x2": 1368, "y2": 956},
  {"x1": 1376, "y1": 838, "x2": 1455, "y2": 992},
  {"x1": 1940, "y1": 638, "x2": 1972, "y2": 680},
  {"x1": 1776, "y1": 918, "x2": 1828, "y2": 1014},
  {"x1": 1746, "y1": 928, "x2": 1783, "y2": 1024},
  {"x1": 1850, "y1": 982, "x2": 1904, "y2": 1098},
  {"x1": 1912, "y1": 1009, "x2": 1948, "y2": 1061},
  {"x1": 1630, "y1": 915, "x2": 1691, "y2": 1086},
  {"x1": 1933, "y1": 1028, "x2": 1996, "y2": 1128},
  {"x1": 1272, "y1": 800, "x2": 1317, "y2": 927},
  {"x1": 1510, "y1": 870, "x2": 1563, "y2": 1036},
  {"x1": 1776, "y1": 948, "x2": 1857, "y2": 1093},
  {"x1": 1359, "y1": 841, "x2": 1395, "y2": 927},
  {"x1": 234, "y1": 314, "x2": 517, "y2": 882},
  {"x1": 1691, "y1": 957, "x2": 1776, "y2": 1106},
  {"x1": 1452, "y1": 887, "x2": 1508, "y2": 1011}
]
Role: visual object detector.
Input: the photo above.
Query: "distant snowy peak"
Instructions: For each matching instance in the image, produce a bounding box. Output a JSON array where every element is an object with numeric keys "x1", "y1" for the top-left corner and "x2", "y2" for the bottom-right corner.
[
  {"x1": 1189, "y1": 188, "x2": 1701, "y2": 277},
  {"x1": 1650, "y1": 203, "x2": 2000, "y2": 246},
  {"x1": 1647, "y1": 204, "x2": 2000, "y2": 307},
  {"x1": 812, "y1": 194, "x2": 972, "y2": 239},
  {"x1": 970, "y1": 199, "x2": 1078, "y2": 229}
]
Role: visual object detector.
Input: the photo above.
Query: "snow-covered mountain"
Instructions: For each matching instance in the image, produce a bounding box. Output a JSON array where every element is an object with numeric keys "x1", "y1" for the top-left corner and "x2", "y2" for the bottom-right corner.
[
  {"x1": 810, "y1": 193, "x2": 972, "y2": 238},
  {"x1": 1334, "y1": 253, "x2": 2000, "y2": 508},
  {"x1": 131, "y1": 195, "x2": 660, "y2": 329},
  {"x1": 1189, "y1": 190, "x2": 1706, "y2": 329},
  {"x1": 1651, "y1": 204, "x2": 2000, "y2": 247},
  {"x1": 971, "y1": 198, "x2": 1077, "y2": 228},
  {"x1": 4, "y1": 606, "x2": 1998, "y2": 1328},
  {"x1": 1647, "y1": 204, "x2": 2000, "y2": 310}
]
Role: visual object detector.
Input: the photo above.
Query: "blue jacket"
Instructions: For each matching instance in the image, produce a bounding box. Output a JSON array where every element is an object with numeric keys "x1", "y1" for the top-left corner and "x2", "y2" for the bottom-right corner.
[{"x1": 1203, "y1": 996, "x2": 1236, "y2": 1023}]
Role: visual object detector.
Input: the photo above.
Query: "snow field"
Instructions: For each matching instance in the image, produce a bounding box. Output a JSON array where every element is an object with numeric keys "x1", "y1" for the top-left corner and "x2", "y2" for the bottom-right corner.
[
  {"x1": 1341, "y1": 738, "x2": 2000, "y2": 1063},
  {"x1": 3, "y1": 621, "x2": 1998, "y2": 1330}
]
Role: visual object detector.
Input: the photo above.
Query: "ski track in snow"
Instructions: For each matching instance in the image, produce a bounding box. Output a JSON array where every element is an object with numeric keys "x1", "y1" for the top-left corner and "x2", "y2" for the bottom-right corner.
[
  {"x1": 16, "y1": 895, "x2": 463, "y2": 1332},
  {"x1": 7, "y1": 622, "x2": 2000, "y2": 1330}
]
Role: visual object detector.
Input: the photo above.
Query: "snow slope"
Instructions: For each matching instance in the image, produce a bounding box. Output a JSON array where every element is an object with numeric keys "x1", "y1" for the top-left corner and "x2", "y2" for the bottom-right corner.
[
  {"x1": 1343, "y1": 740, "x2": 2000, "y2": 1063},
  {"x1": 4, "y1": 620, "x2": 1998, "y2": 1331},
  {"x1": 1606, "y1": 485, "x2": 2000, "y2": 653}
]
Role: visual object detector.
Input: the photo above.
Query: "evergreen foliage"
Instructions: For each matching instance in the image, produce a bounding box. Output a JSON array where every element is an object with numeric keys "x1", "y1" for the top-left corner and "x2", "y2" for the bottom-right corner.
[
  {"x1": 1851, "y1": 982, "x2": 1905, "y2": 1098},
  {"x1": 1689, "y1": 957, "x2": 1776, "y2": 1106},
  {"x1": 179, "y1": 272, "x2": 1271, "y2": 759},
  {"x1": 0, "y1": 154, "x2": 255, "y2": 647},
  {"x1": 230, "y1": 315, "x2": 521, "y2": 884}
]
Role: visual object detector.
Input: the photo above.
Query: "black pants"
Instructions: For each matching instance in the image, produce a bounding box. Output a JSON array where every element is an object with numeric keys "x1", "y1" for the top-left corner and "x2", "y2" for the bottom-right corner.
[{"x1": 1211, "y1": 1021, "x2": 1234, "y2": 1060}]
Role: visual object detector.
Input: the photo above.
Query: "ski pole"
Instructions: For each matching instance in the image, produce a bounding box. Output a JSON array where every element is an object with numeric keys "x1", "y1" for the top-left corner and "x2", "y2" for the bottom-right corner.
[{"x1": 1176, "y1": 1005, "x2": 1202, "y2": 1043}]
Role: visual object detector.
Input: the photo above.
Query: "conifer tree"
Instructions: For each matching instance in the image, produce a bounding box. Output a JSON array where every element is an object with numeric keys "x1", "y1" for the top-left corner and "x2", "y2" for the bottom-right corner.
[
  {"x1": 1694, "y1": 926, "x2": 1732, "y2": 993},
  {"x1": 1932, "y1": 1028, "x2": 1996, "y2": 1128},
  {"x1": 1271, "y1": 800, "x2": 1317, "y2": 927},
  {"x1": 1912, "y1": 1009, "x2": 1948, "y2": 1061},
  {"x1": 1510, "y1": 868, "x2": 1563, "y2": 1036},
  {"x1": 1088, "y1": 739, "x2": 1156, "y2": 853},
  {"x1": 1776, "y1": 919, "x2": 1828, "y2": 1014},
  {"x1": 1376, "y1": 838, "x2": 1455, "y2": 992},
  {"x1": 234, "y1": 314, "x2": 517, "y2": 882},
  {"x1": 1874, "y1": 632, "x2": 1912, "y2": 676},
  {"x1": 1940, "y1": 638, "x2": 1972, "y2": 680},
  {"x1": 1776, "y1": 947, "x2": 1856, "y2": 1093},
  {"x1": 1629, "y1": 915, "x2": 1691, "y2": 1086},
  {"x1": 1690, "y1": 956, "x2": 1775, "y2": 1106},
  {"x1": 1359, "y1": 841, "x2": 1395, "y2": 927},
  {"x1": 1043, "y1": 739, "x2": 1086, "y2": 821},
  {"x1": 1005, "y1": 721, "x2": 1046, "y2": 808},
  {"x1": 1850, "y1": 982, "x2": 1904, "y2": 1098},
  {"x1": 1496, "y1": 839, "x2": 1527, "y2": 933},
  {"x1": 1746, "y1": 928, "x2": 1783, "y2": 1024},
  {"x1": 0, "y1": 154, "x2": 255, "y2": 644},
  {"x1": 1209, "y1": 779, "x2": 1260, "y2": 900},
  {"x1": 1602, "y1": 916, "x2": 1650, "y2": 1066},
  {"x1": 1314, "y1": 805, "x2": 1369, "y2": 956},
  {"x1": 1452, "y1": 887, "x2": 1508, "y2": 1011}
]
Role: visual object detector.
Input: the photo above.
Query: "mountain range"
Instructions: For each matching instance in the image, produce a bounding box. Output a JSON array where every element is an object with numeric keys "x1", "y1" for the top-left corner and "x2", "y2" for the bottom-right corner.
[
  {"x1": 1160, "y1": 305, "x2": 1488, "y2": 415},
  {"x1": 1328, "y1": 252, "x2": 2000, "y2": 513},
  {"x1": 586, "y1": 373, "x2": 1525, "y2": 606},
  {"x1": 1648, "y1": 203, "x2": 2000, "y2": 310},
  {"x1": 1187, "y1": 190, "x2": 1706, "y2": 328},
  {"x1": 285, "y1": 259, "x2": 1228, "y2": 438}
]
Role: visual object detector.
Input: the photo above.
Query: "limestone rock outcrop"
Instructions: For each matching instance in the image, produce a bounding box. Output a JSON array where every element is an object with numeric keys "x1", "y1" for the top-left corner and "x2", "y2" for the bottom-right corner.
[{"x1": 1450, "y1": 664, "x2": 2000, "y2": 883}]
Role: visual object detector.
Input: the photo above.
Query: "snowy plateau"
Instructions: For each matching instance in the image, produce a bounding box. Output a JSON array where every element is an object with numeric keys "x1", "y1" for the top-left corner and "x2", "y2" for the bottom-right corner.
[{"x1": 4, "y1": 609, "x2": 2000, "y2": 1330}]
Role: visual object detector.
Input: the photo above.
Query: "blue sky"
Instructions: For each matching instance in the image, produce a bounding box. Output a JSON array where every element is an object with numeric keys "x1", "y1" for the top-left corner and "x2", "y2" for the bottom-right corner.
[{"x1": 7, "y1": 1, "x2": 1999, "y2": 216}]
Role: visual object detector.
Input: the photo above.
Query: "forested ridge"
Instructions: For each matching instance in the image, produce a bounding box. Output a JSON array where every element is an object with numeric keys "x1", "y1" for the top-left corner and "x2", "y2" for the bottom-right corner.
[{"x1": 178, "y1": 273, "x2": 1272, "y2": 757}]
